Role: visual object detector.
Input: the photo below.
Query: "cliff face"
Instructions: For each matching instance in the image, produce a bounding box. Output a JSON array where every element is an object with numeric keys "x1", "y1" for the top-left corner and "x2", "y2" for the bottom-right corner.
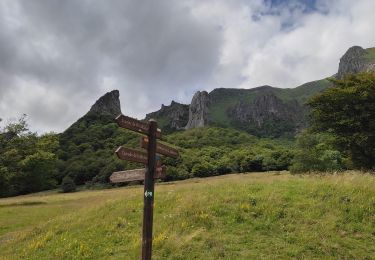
[
  {"x1": 230, "y1": 94, "x2": 305, "y2": 137},
  {"x1": 145, "y1": 101, "x2": 189, "y2": 132},
  {"x1": 185, "y1": 91, "x2": 210, "y2": 129},
  {"x1": 231, "y1": 94, "x2": 301, "y2": 126},
  {"x1": 337, "y1": 46, "x2": 375, "y2": 79},
  {"x1": 88, "y1": 90, "x2": 121, "y2": 117}
]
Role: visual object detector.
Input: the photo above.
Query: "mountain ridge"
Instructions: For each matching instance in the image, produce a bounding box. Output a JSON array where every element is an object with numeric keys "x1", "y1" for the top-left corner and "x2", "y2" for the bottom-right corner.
[
  {"x1": 144, "y1": 46, "x2": 375, "y2": 137},
  {"x1": 64, "y1": 45, "x2": 375, "y2": 138}
]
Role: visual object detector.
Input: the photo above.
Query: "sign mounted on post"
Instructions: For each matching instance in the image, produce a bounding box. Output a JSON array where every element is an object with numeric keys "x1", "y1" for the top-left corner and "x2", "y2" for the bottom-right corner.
[
  {"x1": 110, "y1": 166, "x2": 166, "y2": 183},
  {"x1": 141, "y1": 137, "x2": 179, "y2": 158},
  {"x1": 112, "y1": 113, "x2": 179, "y2": 260},
  {"x1": 115, "y1": 147, "x2": 148, "y2": 164},
  {"x1": 115, "y1": 114, "x2": 161, "y2": 139},
  {"x1": 115, "y1": 146, "x2": 161, "y2": 167}
]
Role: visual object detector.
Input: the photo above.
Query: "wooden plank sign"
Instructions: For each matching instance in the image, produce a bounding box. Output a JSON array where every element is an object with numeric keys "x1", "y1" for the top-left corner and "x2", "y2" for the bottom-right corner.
[
  {"x1": 116, "y1": 114, "x2": 161, "y2": 138},
  {"x1": 115, "y1": 146, "x2": 162, "y2": 166},
  {"x1": 110, "y1": 166, "x2": 166, "y2": 183},
  {"x1": 115, "y1": 146, "x2": 148, "y2": 164},
  {"x1": 141, "y1": 137, "x2": 179, "y2": 158}
]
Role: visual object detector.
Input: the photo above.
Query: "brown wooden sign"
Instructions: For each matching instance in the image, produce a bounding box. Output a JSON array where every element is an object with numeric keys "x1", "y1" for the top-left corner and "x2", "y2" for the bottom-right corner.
[
  {"x1": 115, "y1": 114, "x2": 161, "y2": 138},
  {"x1": 115, "y1": 146, "x2": 148, "y2": 164},
  {"x1": 110, "y1": 166, "x2": 166, "y2": 183},
  {"x1": 115, "y1": 146, "x2": 162, "y2": 166},
  {"x1": 141, "y1": 137, "x2": 179, "y2": 158}
]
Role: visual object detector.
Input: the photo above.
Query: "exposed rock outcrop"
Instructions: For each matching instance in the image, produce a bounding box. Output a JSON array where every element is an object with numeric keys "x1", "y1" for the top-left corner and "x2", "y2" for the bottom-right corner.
[
  {"x1": 145, "y1": 101, "x2": 189, "y2": 131},
  {"x1": 185, "y1": 91, "x2": 210, "y2": 129},
  {"x1": 337, "y1": 46, "x2": 375, "y2": 79},
  {"x1": 88, "y1": 90, "x2": 121, "y2": 117},
  {"x1": 230, "y1": 94, "x2": 305, "y2": 136}
]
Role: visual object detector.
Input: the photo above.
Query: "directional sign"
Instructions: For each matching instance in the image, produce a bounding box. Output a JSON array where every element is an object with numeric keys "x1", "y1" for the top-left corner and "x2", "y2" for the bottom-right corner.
[
  {"x1": 116, "y1": 146, "x2": 148, "y2": 164},
  {"x1": 116, "y1": 114, "x2": 161, "y2": 138},
  {"x1": 115, "y1": 146, "x2": 162, "y2": 166},
  {"x1": 141, "y1": 137, "x2": 179, "y2": 158},
  {"x1": 113, "y1": 116, "x2": 178, "y2": 260},
  {"x1": 110, "y1": 166, "x2": 166, "y2": 183}
]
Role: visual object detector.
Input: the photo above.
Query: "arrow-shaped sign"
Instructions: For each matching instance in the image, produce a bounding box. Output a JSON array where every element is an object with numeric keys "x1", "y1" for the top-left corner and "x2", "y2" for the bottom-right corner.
[
  {"x1": 110, "y1": 166, "x2": 166, "y2": 183},
  {"x1": 141, "y1": 137, "x2": 179, "y2": 158},
  {"x1": 116, "y1": 114, "x2": 161, "y2": 138},
  {"x1": 115, "y1": 146, "x2": 148, "y2": 164},
  {"x1": 115, "y1": 146, "x2": 162, "y2": 166}
]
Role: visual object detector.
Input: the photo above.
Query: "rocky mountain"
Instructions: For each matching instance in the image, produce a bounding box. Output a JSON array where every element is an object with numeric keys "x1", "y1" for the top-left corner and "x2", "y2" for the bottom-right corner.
[
  {"x1": 145, "y1": 101, "x2": 189, "y2": 133},
  {"x1": 87, "y1": 90, "x2": 121, "y2": 117},
  {"x1": 58, "y1": 90, "x2": 129, "y2": 184},
  {"x1": 146, "y1": 45, "x2": 375, "y2": 137},
  {"x1": 337, "y1": 46, "x2": 375, "y2": 79},
  {"x1": 146, "y1": 80, "x2": 330, "y2": 137},
  {"x1": 61, "y1": 46, "x2": 375, "y2": 139},
  {"x1": 185, "y1": 91, "x2": 210, "y2": 129},
  {"x1": 195, "y1": 84, "x2": 324, "y2": 137}
]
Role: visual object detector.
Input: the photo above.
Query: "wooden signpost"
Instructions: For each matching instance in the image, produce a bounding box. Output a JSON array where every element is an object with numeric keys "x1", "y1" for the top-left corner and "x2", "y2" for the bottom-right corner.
[{"x1": 111, "y1": 114, "x2": 179, "y2": 260}]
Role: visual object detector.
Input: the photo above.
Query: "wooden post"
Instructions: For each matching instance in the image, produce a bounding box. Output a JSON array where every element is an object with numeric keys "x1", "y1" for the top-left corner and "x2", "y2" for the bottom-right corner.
[{"x1": 142, "y1": 119, "x2": 157, "y2": 260}]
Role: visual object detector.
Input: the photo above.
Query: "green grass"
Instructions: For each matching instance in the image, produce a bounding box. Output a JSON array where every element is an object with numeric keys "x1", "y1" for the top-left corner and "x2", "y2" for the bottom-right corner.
[{"x1": 1, "y1": 172, "x2": 375, "y2": 259}]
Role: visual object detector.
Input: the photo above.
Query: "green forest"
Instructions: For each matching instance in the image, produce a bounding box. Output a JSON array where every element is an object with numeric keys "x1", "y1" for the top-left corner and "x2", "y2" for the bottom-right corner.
[{"x1": 1, "y1": 73, "x2": 374, "y2": 198}]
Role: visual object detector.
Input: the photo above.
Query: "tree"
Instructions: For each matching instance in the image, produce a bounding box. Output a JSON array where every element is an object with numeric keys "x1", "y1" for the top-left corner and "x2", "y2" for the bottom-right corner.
[
  {"x1": 0, "y1": 115, "x2": 59, "y2": 197},
  {"x1": 290, "y1": 131, "x2": 346, "y2": 173},
  {"x1": 308, "y1": 73, "x2": 375, "y2": 169}
]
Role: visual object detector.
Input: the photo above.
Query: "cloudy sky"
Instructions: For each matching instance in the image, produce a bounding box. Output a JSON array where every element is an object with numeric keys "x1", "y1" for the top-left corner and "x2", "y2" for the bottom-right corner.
[{"x1": 0, "y1": 0, "x2": 374, "y2": 133}]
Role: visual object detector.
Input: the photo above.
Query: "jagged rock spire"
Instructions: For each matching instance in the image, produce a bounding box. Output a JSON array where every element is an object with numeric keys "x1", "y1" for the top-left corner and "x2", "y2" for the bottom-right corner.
[
  {"x1": 337, "y1": 46, "x2": 375, "y2": 79},
  {"x1": 185, "y1": 91, "x2": 210, "y2": 129},
  {"x1": 88, "y1": 90, "x2": 121, "y2": 117}
]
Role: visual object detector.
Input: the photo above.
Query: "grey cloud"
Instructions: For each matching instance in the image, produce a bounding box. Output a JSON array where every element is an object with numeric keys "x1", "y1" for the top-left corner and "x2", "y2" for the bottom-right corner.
[
  {"x1": 0, "y1": 0, "x2": 374, "y2": 132},
  {"x1": 0, "y1": 0, "x2": 223, "y2": 131}
]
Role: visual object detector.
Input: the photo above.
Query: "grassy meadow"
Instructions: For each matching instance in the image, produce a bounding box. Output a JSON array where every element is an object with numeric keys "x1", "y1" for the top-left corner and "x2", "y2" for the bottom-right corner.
[{"x1": 1, "y1": 172, "x2": 375, "y2": 259}]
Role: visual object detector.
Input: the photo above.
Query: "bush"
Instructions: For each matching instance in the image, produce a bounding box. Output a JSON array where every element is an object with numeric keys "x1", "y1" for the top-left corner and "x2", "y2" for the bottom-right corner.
[
  {"x1": 61, "y1": 175, "x2": 76, "y2": 193},
  {"x1": 290, "y1": 131, "x2": 346, "y2": 173},
  {"x1": 192, "y1": 161, "x2": 217, "y2": 177}
]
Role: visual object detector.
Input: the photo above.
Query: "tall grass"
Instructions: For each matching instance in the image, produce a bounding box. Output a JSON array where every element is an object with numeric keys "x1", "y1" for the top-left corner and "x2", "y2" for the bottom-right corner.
[{"x1": 1, "y1": 172, "x2": 374, "y2": 259}]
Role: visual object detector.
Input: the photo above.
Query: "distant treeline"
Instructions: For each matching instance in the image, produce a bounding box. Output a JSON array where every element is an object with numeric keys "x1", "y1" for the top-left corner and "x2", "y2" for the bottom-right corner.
[{"x1": 1, "y1": 73, "x2": 374, "y2": 197}]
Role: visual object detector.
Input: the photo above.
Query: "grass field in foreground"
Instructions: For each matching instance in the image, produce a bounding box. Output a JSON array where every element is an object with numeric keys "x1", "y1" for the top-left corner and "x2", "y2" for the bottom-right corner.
[{"x1": 1, "y1": 172, "x2": 375, "y2": 259}]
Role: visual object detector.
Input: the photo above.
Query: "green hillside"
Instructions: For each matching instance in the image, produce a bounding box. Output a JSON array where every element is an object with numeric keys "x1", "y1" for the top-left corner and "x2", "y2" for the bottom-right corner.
[
  {"x1": 364, "y1": 47, "x2": 375, "y2": 61},
  {"x1": 206, "y1": 79, "x2": 331, "y2": 136},
  {"x1": 57, "y1": 113, "x2": 149, "y2": 185},
  {"x1": 57, "y1": 117, "x2": 295, "y2": 186},
  {"x1": 1, "y1": 172, "x2": 374, "y2": 259},
  {"x1": 278, "y1": 78, "x2": 332, "y2": 104}
]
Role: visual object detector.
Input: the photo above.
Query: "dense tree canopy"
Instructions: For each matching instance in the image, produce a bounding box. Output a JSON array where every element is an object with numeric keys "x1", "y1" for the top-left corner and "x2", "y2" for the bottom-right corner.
[
  {"x1": 308, "y1": 73, "x2": 375, "y2": 169},
  {"x1": 0, "y1": 115, "x2": 59, "y2": 197}
]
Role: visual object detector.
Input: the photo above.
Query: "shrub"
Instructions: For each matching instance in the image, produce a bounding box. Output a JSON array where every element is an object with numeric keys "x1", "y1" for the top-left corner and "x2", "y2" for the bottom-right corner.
[{"x1": 61, "y1": 175, "x2": 76, "y2": 193}]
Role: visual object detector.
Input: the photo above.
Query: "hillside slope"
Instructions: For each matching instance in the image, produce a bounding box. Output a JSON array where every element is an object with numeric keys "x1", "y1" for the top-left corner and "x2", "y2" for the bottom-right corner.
[{"x1": 1, "y1": 172, "x2": 374, "y2": 259}]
